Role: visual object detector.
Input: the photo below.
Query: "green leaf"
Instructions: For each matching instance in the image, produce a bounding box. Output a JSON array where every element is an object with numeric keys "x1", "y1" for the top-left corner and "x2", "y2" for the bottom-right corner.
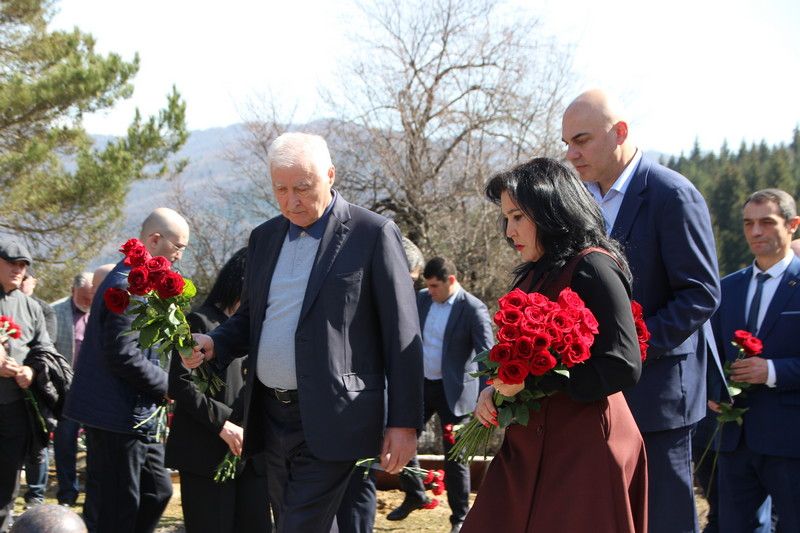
[
  {"x1": 177, "y1": 344, "x2": 193, "y2": 357},
  {"x1": 497, "y1": 405, "x2": 514, "y2": 428},
  {"x1": 138, "y1": 324, "x2": 160, "y2": 347},
  {"x1": 473, "y1": 349, "x2": 490, "y2": 363},
  {"x1": 553, "y1": 368, "x2": 570, "y2": 378},
  {"x1": 727, "y1": 385, "x2": 742, "y2": 397},
  {"x1": 182, "y1": 278, "x2": 197, "y2": 299},
  {"x1": 514, "y1": 403, "x2": 530, "y2": 426},
  {"x1": 166, "y1": 307, "x2": 181, "y2": 326}
]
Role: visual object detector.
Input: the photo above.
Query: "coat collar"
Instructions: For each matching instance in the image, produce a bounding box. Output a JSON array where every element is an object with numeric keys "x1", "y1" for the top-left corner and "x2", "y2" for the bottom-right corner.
[{"x1": 610, "y1": 155, "x2": 651, "y2": 242}]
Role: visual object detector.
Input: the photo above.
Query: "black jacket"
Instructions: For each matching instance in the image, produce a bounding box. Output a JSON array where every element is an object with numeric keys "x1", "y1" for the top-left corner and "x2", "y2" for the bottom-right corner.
[{"x1": 24, "y1": 346, "x2": 73, "y2": 445}]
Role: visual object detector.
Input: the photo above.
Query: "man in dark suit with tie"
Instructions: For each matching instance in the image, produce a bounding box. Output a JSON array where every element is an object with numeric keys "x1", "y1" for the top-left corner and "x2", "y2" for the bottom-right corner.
[
  {"x1": 387, "y1": 257, "x2": 493, "y2": 532},
  {"x1": 709, "y1": 188, "x2": 800, "y2": 532},
  {"x1": 189, "y1": 132, "x2": 424, "y2": 533},
  {"x1": 562, "y1": 89, "x2": 721, "y2": 533}
]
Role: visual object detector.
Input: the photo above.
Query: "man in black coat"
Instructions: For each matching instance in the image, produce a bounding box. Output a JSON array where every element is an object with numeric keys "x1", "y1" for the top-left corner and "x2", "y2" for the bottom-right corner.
[{"x1": 188, "y1": 132, "x2": 424, "y2": 533}]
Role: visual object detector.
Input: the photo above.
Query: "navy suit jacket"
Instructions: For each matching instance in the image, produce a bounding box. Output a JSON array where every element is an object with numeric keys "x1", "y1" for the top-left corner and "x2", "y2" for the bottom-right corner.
[
  {"x1": 64, "y1": 262, "x2": 168, "y2": 435},
  {"x1": 210, "y1": 193, "x2": 424, "y2": 461},
  {"x1": 712, "y1": 256, "x2": 800, "y2": 458},
  {"x1": 615, "y1": 155, "x2": 721, "y2": 432},
  {"x1": 417, "y1": 288, "x2": 493, "y2": 417}
]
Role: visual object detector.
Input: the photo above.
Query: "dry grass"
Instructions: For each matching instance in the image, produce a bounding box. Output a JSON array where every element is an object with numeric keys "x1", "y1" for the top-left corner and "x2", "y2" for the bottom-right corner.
[{"x1": 15, "y1": 476, "x2": 708, "y2": 533}]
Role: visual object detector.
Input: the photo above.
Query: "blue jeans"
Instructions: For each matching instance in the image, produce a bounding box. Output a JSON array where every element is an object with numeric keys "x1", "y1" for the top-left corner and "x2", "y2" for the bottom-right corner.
[
  {"x1": 23, "y1": 445, "x2": 48, "y2": 502},
  {"x1": 54, "y1": 417, "x2": 81, "y2": 504}
]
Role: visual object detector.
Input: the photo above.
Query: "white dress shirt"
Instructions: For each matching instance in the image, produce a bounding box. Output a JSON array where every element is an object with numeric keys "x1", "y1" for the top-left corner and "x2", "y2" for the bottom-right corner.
[
  {"x1": 586, "y1": 149, "x2": 643, "y2": 235},
  {"x1": 422, "y1": 287, "x2": 460, "y2": 380},
  {"x1": 745, "y1": 251, "x2": 794, "y2": 387}
]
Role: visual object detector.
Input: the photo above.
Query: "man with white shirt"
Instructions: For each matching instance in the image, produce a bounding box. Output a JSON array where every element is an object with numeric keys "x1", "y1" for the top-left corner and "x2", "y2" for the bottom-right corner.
[
  {"x1": 709, "y1": 189, "x2": 800, "y2": 532},
  {"x1": 562, "y1": 89, "x2": 721, "y2": 533},
  {"x1": 387, "y1": 257, "x2": 493, "y2": 533}
]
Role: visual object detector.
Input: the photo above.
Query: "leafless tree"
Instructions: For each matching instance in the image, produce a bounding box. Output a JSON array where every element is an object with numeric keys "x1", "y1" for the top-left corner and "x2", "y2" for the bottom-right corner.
[{"x1": 325, "y1": 0, "x2": 574, "y2": 303}]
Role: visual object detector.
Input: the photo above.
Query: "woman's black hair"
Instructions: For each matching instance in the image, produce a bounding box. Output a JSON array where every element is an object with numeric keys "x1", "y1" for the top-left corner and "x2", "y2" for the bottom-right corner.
[
  {"x1": 203, "y1": 247, "x2": 248, "y2": 311},
  {"x1": 485, "y1": 157, "x2": 629, "y2": 279}
]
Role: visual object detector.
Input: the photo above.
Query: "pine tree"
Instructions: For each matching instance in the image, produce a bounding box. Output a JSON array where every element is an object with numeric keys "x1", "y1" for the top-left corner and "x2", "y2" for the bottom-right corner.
[{"x1": 0, "y1": 0, "x2": 187, "y2": 298}]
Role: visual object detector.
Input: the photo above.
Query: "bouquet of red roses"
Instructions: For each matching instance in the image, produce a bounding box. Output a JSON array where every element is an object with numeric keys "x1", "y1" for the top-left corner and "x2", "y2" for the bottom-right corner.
[
  {"x1": 0, "y1": 315, "x2": 46, "y2": 433},
  {"x1": 104, "y1": 239, "x2": 224, "y2": 397},
  {"x1": 449, "y1": 287, "x2": 649, "y2": 463}
]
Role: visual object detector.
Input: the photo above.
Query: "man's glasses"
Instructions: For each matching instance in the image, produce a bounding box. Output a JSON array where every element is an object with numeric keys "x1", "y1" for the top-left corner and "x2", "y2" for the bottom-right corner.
[{"x1": 150, "y1": 233, "x2": 187, "y2": 252}]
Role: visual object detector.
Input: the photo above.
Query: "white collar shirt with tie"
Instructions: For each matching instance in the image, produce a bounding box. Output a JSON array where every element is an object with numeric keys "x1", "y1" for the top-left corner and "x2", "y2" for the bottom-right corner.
[{"x1": 744, "y1": 251, "x2": 794, "y2": 387}]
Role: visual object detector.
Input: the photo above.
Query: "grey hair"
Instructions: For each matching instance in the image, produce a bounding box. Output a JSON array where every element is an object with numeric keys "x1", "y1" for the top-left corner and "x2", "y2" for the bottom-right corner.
[
  {"x1": 745, "y1": 188, "x2": 797, "y2": 221},
  {"x1": 401, "y1": 237, "x2": 425, "y2": 274},
  {"x1": 73, "y1": 272, "x2": 93, "y2": 288},
  {"x1": 266, "y1": 132, "x2": 333, "y2": 179}
]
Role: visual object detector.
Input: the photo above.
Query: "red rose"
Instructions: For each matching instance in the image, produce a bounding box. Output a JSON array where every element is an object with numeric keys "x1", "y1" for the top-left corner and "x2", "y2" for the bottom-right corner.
[
  {"x1": 120, "y1": 239, "x2": 151, "y2": 267},
  {"x1": 494, "y1": 308, "x2": 524, "y2": 328},
  {"x1": 497, "y1": 324, "x2": 520, "y2": 343},
  {"x1": 733, "y1": 329, "x2": 753, "y2": 345},
  {"x1": 639, "y1": 341, "x2": 648, "y2": 362},
  {"x1": 531, "y1": 332, "x2": 552, "y2": 352},
  {"x1": 145, "y1": 256, "x2": 172, "y2": 284},
  {"x1": 513, "y1": 336, "x2": 536, "y2": 361},
  {"x1": 580, "y1": 308, "x2": 599, "y2": 334},
  {"x1": 498, "y1": 360, "x2": 528, "y2": 384},
  {"x1": 0, "y1": 316, "x2": 23, "y2": 339},
  {"x1": 127, "y1": 266, "x2": 152, "y2": 296},
  {"x1": 435, "y1": 469, "x2": 445, "y2": 482},
  {"x1": 104, "y1": 287, "x2": 130, "y2": 314},
  {"x1": 498, "y1": 288, "x2": 529, "y2": 310},
  {"x1": 156, "y1": 271, "x2": 186, "y2": 299},
  {"x1": 562, "y1": 340, "x2": 591, "y2": 367},
  {"x1": 522, "y1": 304, "x2": 548, "y2": 325},
  {"x1": 741, "y1": 336, "x2": 763, "y2": 356},
  {"x1": 549, "y1": 308, "x2": 580, "y2": 332},
  {"x1": 635, "y1": 319, "x2": 651, "y2": 343},
  {"x1": 631, "y1": 300, "x2": 644, "y2": 319},
  {"x1": 489, "y1": 343, "x2": 514, "y2": 364},
  {"x1": 527, "y1": 292, "x2": 551, "y2": 308},
  {"x1": 442, "y1": 424, "x2": 455, "y2": 445},
  {"x1": 558, "y1": 287, "x2": 586, "y2": 310},
  {"x1": 422, "y1": 499, "x2": 439, "y2": 510},
  {"x1": 528, "y1": 350, "x2": 557, "y2": 376},
  {"x1": 423, "y1": 470, "x2": 435, "y2": 484},
  {"x1": 519, "y1": 319, "x2": 545, "y2": 337}
]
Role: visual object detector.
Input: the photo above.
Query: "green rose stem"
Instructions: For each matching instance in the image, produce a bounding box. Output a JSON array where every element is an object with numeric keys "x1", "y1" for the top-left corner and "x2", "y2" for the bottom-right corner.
[
  {"x1": 24, "y1": 389, "x2": 47, "y2": 434},
  {"x1": 214, "y1": 451, "x2": 240, "y2": 483}
]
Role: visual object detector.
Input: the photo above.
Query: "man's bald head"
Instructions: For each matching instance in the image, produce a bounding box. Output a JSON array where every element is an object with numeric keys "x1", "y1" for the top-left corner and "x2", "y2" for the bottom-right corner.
[
  {"x1": 562, "y1": 89, "x2": 637, "y2": 191},
  {"x1": 139, "y1": 207, "x2": 190, "y2": 262},
  {"x1": 92, "y1": 263, "x2": 116, "y2": 288}
]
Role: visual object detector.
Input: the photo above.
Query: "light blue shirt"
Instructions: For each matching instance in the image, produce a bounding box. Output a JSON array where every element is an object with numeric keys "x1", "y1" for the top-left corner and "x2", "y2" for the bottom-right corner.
[
  {"x1": 586, "y1": 149, "x2": 642, "y2": 235},
  {"x1": 745, "y1": 251, "x2": 794, "y2": 387},
  {"x1": 422, "y1": 287, "x2": 460, "y2": 380}
]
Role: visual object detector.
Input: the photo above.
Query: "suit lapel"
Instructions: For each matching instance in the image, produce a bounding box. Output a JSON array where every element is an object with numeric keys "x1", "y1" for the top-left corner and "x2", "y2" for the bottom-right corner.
[
  {"x1": 251, "y1": 220, "x2": 288, "y2": 328},
  {"x1": 299, "y1": 197, "x2": 352, "y2": 321},
  {"x1": 610, "y1": 156, "x2": 648, "y2": 241},
  {"x1": 757, "y1": 257, "x2": 800, "y2": 339},
  {"x1": 442, "y1": 291, "x2": 466, "y2": 358}
]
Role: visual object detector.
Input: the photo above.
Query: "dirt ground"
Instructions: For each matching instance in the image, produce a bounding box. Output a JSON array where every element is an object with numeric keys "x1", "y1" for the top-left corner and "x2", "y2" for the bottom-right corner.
[{"x1": 16, "y1": 478, "x2": 709, "y2": 532}]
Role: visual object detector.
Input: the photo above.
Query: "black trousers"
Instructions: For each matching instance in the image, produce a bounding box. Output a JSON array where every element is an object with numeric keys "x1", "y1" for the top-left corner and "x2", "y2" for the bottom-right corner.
[
  {"x1": 83, "y1": 427, "x2": 173, "y2": 533},
  {"x1": 398, "y1": 379, "x2": 471, "y2": 525},
  {"x1": 261, "y1": 387, "x2": 354, "y2": 533},
  {"x1": 180, "y1": 459, "x2": 271, "y2": 533},
  {"x1": 334, "y1": 468, "x2": 376, "y2": 533},
  {"x1": 0, "y1": 400, "x2": 29, "y2": 532}
]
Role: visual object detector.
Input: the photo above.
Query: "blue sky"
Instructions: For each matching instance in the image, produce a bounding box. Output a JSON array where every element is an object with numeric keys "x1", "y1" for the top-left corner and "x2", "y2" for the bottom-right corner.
[{"x1": 52, "y1": 0, "x2": 800, "y2": 156}]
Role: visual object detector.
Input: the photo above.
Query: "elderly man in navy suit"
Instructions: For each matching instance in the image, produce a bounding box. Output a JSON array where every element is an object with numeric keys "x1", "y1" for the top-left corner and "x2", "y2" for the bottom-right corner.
[
  {"x1": 188, "y1": 132, "x2": 424, "y2": 533},
  {"x1": 562, "y1": 90, "x2": 721, "y2": 533},
  {"x1": 709, "y1": 189, "x2": 800, "y2": 532},
  {"x1": 387, "y1": 257, "x2": 493, "y2": 533}
]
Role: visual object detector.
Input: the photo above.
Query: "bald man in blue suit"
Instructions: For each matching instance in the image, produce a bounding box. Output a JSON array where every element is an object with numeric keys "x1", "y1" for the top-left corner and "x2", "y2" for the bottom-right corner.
[{"x1": 563, "y1": 90, "x2": 721, "y2": 533}]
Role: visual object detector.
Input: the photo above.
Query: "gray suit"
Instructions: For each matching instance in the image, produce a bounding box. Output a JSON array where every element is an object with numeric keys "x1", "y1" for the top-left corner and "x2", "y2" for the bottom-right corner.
[{"x1": 51, "y1": 297, "x2": 75, "y2": 364}]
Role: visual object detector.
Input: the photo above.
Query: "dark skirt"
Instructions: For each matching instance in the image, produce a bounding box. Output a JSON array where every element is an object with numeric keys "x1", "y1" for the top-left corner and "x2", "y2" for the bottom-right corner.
[{"x1": 463, "y1": 392, "x2": 647, "y2": 533}]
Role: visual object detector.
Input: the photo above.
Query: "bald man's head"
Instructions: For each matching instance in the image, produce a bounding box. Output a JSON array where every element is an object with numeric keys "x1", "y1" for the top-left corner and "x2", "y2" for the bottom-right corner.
[
  {"x1": 92, "y1": 263, "x2": 116, "y2": 289},
  {"x1": 562, "y1": 89, "x2": 637, "y2": 191},
  {"x1": 140, "y1": 207, "x2": 190, "y2": 262}
]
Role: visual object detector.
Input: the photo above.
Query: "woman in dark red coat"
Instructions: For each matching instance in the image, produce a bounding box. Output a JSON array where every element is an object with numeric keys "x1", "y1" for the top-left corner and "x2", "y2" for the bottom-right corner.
[{"x1": 462, "y1": 158, "x2": 647, "y2": 533}]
